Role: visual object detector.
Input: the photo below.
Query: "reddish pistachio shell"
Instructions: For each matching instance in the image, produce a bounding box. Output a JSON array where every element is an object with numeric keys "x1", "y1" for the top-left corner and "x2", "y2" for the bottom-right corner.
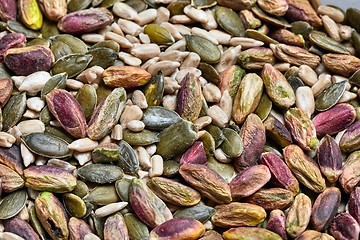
[{"x1": 148, "y1": 218, "x2": 205, "y2": 240}]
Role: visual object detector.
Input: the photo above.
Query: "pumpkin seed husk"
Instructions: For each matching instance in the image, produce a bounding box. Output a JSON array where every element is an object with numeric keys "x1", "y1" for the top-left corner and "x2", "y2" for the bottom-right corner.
[
  {"x1": 315, "y1": 80, "x2": 347, "y2": 111},
  {"x1": 50, "y1": 41, "x2": 73, "y2": 61},
  {"x1": 143, "y1": 71, "x2": 164, "y2": 107},
  {"x1": 144, "y1": 24, "x2": 175, "y2": 45},
  {"x1": 287, "y1": 76, "x2": 305, "y2": 92},
  {"x1": 349, "y1": 69, "x2": 360, "y2": 87},
  {"x1": 204, "y1": 124, "x2": 225, "y2": 148},
  {"x1": 2, "y1": 92, "x2": 26, "y2": 131},
  {"x1": 115, "y1": 178, "x2": 131, "y2": 202},
  {"x1": 123, "y1": 129, "x2": 160, "y2": 146},
  {"x1": 67, "y1": 0, "x2": 92, "y2": 12},
  {"x1": 255, "y1": 92, "x2": 273, "y2": 121},
  {"x1": 52, "y1": 34, "x2": 88, "y2": 54},
  {"x1": 173, "y1": 204, "x2": 215, "y2": 223},
  {"x1": 118, "y1": 140, "x2": 139, "y2": 174},
  {"x1": 191, "y1": 0, "x2": 217, "y2": 9},
  {"x1": 0, "y1": 190, "x2": 27, "y2": 220},
  {"x1": 185, "y1": 34, "x2": 221, "y2": 63},
  {"x1": 76, "y1": 84, "x2": 97, "y2": 121},
  {"x1": 220, "y1": 128, "x2": 243, "y2": 158},
  {"x1": 142, "y1": 106, "x2": 182, "y2": 131},
  {"x1": 215, "y1": 6, "x2": 245, "y2": 37},
  {"x1": 0, "y1": 63, "x2": 11, "y2": 79},
  {"x1": 309, "y1": 31, "x2": 350, "y2": 55},
  {"x1": 83, "y1": 185, "x2": 120, "y2": 205},
  {"x1": 63, "y1": 193, "x2": 87, "y2": 219},
  {"x1": 77, "y1": 163, "x2": 124, "y2": 184},
  {"x1": 21, "y1": 132, "x2": 72, "y2": 158},
  {"x1": 29, "y1": 206, "x2": 48, "y2": 240},
  {"x1": 124, "y1": 213, "x2": 150, "y2": 240},
  {"x1": 198, "y1": 62, "x2": 220, "y2": 85},
  {"x1": 90, "y1": 40, "x2": 120, "y2": 52},
  {"x1": 41, "y1": 72, "x2": 68, "y2": 99},
  {"x1": 251, "y1": 5, "x2": 291, "y2": 28},
  {"x1": 51, "y1": 54, "x2": 93, "y2": 78},
  {"x1": 7, "y1": 20, "x2": 41, "y2": 38},
  {"x1": 87, "y1": 47, "x2": 118, "y2": 69},
  {"x1": 141, "y1": 0, "x2": 158, "y2": 9}
]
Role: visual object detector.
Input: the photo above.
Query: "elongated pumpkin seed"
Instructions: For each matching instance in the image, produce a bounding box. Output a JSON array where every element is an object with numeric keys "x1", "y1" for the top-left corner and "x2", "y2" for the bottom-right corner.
[
  {"x1": 142, "y1": 106, "x2": 182, "y2": 130},
  {"x1": 0, "y1": 190, "x2": 27, "y2": 220},
  {"x1": 118, "y1": 140, "x2": 139, "y2": 174},
  {"x1": 185, "y1": 34, "x2": 221, "y2": 63},
  {"x1": 77, "y1": 163, "x2": 124, "y2": 184},
  {"x1": 2, "y1": 92, "x2": 26, "y2": 131},
  {"x1": 310, "y1": 31, "x2": 350, "y2": 55},
  {"x1": 215, "y1": 6, "x2": 245, "y2": 37},
  {"x1": 41, "y1": 72, "x2": 68, "y2": 99},
  {"x1": 315, "y1": 81, "x2": 347, "y2": 111},
  {"x1": 52, "y1": 54, "x2": 93, "y2": 78}
]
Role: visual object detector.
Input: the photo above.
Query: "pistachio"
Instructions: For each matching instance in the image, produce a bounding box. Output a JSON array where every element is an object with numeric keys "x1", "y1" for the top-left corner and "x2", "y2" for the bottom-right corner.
[
  {"x1": 322, "y1": 53, "x2": 360, "y2": 77},
  {"x1": 296, "y1": 230, "x2": 335, "y2": 240},
  {"x1": 271, "y1": 29, "x2": 304, "y2": 47},
  {"x1": 0, "y1": 145, "x2": 24, "y2": 175},
  {"x1": 257, "y1": 0, "x2": 288, "y2": 16},
  {"x1": 103, "y1": 213, "x2": 128, "y2": 240},
  {"x1": 339, "y1": 151, "x2": 360, "y2": 193},
  {"x1": 339, "y1": 120, "x2": 360, "y2": 153},
  {"x1": 3, "y1": 216, "x2": 40, "y2": 240},
  {"x1": 58, "y1": 8, "x2": 113, "y2": 34},
  {"x1": 286, "y1": 0, "x2": 322, "y2": 28},
  {"x1": 68, "y1": 217, "x2": 92, "y2": 240},
  {"x1": 238, "y1": 47, "x2": 276, "y2": 70},
  {"x1": 266, "y1": 210, "x2": 287, "y2": 240},
  {"x1": 18, "y1": 0, "x2": 43, "y2": 30},
  {"x1": 0, "y1": 33, "x2": 26, "y2": 59},
  {"x1": 244, "y1": 188, "x2": 294, "y2": 211},
  {"x1": 349, "y1": 187, "x2": 360, "y2": 224},
  {"x1": 223, "y1": 227, "x2": 282, "y2": 240},
  {"x1": 0, "y1": 0, "x2": 17, "y2": 21},
  {"x1": 286, "y1": 193, "x2": 312, "y2": 238},
  {"x1": 0, "y1": 164, "x2": 24, "y2": 192},
  {"x1": 329, "y1": 213, "x2": 360, "y2": 240},
  {"x1": 180, "y1": 141, "x2": 207, "y2": 165},
  {"x1": 103, "y1": 66, "x2": 151, "y2": 88},
  {"x1": 37, "y1": 0, "x2": 66, "y2": 21}
]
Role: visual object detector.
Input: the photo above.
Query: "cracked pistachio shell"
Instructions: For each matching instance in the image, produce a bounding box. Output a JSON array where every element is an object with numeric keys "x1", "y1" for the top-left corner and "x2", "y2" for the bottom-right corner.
[
  {"x1": 311, "y1": 187, "x2": 341, "y2": 231},
  {"x1": 124, "y1": 213, "x2": 149, "y2": 240},
  {"x1": 129, "y1": 178, "x2": 173, "y2": 228},
  {"x1": 144, "y1": 24, "x2": 175, "y2": 45},
  {"x1": 143, "y1": 71, "x2": 164, "y2": 107},
  {"x1": 35, "y1": 192, "x2": 68, "y2": 240},
  {"x1": 21, "y1": 132, "x2": 72, "y2": 158},
  {"x1": 232, "y1": 73, "x2": 263, "y2": 124},
  {"x1": 185, "y1": 34, "x2": 221, "y2": 63},
  {"x1": 262, "y1": 63, "x2": 295, "y2": 109},
  {"x1": 149, "y1": 218, "x2": 205, "y2": 240},
  {"x1": 212, "y1": 202, "x2": 266, "y2": 228},
  {"x1": 87, "y1": 87, "x2": 126, "y2": 140},
  {"x1": 235, "y1": 114, "x2": 266, "y2": 171},
  {"x1": 284, "y1": 145, "x2": 325, "y2": 193},
  {"x1": 0, "y1": 190, "x2": 27, "y2": 220},
  {"x1": 180, "y1": 163, "x2": 232, "y2": 204},
  {"x1": 285, "y1": 108, "x2": 318, "y2": 151},
  {"x1": 58, "y1": 8, "x2": 113, "y2": 34},
  {"x1": 173, "y1": 204, "x2": 215, "y2": 223},
  {"x1": 2, "y1": 92, "x2": 26, "y2": 131},
  {"x1": 286, "y1": 193, "x2": 312, "y2": 238},
  {"x1": 83, "y1": 185, "x2": 120, "y2": 205},
  {"x1": 156, "y1": 120, "x2": 197, "y2": 159},
  {"x1": 18, "y1": 0, "x2": 43, "y2": 30},
  {"x1": 147, "y1": 177, "x2": 201, "y2": 207},
  {"x1": 215, "y1": 6, "x2": 245, "y2": 37},
  {"x1": 46, "y1": 89, "x2": 87, "y2": 138},
  {"x1": 77, "y1": 163, "x2": 123, "y2": 184},
  {"x1": 223, "y1": 227, "x2": 282, "y2": 240},
  {"x1": 339, "y1": 120, "x2": 360, "y2": 153},
  {"x1": 24, "y1": 165, "x2": 77, "y2": 193},
  {"x1": 0, "y1": 164, "x2": 24, "y2": 192},
  {"x1": 51, "y1": 54, "x2": 93, "y2": 78}
]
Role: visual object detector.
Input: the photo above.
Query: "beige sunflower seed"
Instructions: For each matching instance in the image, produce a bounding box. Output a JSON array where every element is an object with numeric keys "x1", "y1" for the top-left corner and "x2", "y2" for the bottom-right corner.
[
  {"x1": 170, "y1": 15, "x2": 196, "y2": 24},
  {"x1": 181, "y1": 52, "x2": 201, "y2": 69},
  {"x1": 113, "y1": 2, "x2": 139, "y2": 21},
  {"x1": 67, "y1": 138, "x2": 98, "y2": 152},
  {"x1": 191, "y1": 27, "x2": 218, "y2": 45},
  {"x1": 209, "y1": 30, "x2": 231, "y2": 45},
  {"x1": 202, "y1": 9, "x2": 218, "y2": 30},
  {"x1": 321, "y1": 15, "x2": 341, "y2": 41},
  {"x1": 296, "y1": 86, "x2": 315, "y2": 117},
  {"x1": 311, "y1": 73, "x2": 332, "y2": 97},
  {"x1": 118, "y1": 19, "x2": 142, "y2": 36},
  {"x1": 137, "y1": 9, "x2": 158, "y2": 26},
  {"x1": 81, "y1": 33, "x2": 105, "y2": 43},
  {"x1": 148, "y1": 154, "x2": 164, "y2": 178},
  {"x1": 95, "y1": 202, "x2": 128, "y2": 218},
  {"x1": 317, "y1": 5, "x2": 345, "y2": 23},
  {"x1": 154, "y1": 7, "x2": 170, "y2": 24},
  {"x1": 118, "y1": 52, "x2": 142, "y2": 66},
  {"x1": 207, "y1": 105, "x2": 229, "y2": 128}
]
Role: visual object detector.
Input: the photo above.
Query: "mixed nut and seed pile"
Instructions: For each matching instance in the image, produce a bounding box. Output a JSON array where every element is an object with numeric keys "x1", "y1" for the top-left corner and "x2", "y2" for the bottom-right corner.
[{"x1": 0, "y1": 0, "x2": 360, "y2": 239}]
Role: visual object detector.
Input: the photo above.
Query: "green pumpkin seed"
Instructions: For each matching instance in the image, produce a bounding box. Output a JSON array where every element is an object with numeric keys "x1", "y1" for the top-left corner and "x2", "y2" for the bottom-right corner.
[
  {"x1": 91, "y1": 213, "x2": 105, "y2": 239},
  {"x1": 44, "y1": 126, "x2": 74, "y2": 144},
  {"x1": 204, "y1": 124, "x2": 225, "y2": 148},
  {"x1": 199, "y1": 131, "x2": 215, "y2": 157},
  {"x1": 349, "y1": 69, "x2": 360, "y2": 87},
  {"x1": 251, "y1": 6, "x2": 291, "y2": 28},
  {"x1": 215, "y1": 6, "x2": 245, "y2": 37},
  {"x1": 67, "y1": 0, "x2": 92, "y2": 12},
  {"x1": 123, "y1": 129, "x2": 160, "y2": 146},
  {"x1": 126, "y1": 0, "x2": 149, "y2": 12},
  {"x1": 167, "y1": 1, "x2": 189, "y2": 16},
  {"x1": 141, "y1": 0, "x2": 159, "y2": 9},
  {"x1": 143, "y1": 71, "x2": 164, "y2": 107},
  {"x1": 309, "y1": 31, "x2": 350, "y2": 55},
  {"x1": 142, "y1": 106, "x2": 181, "y2": 130},
  {"x1": 41, "y1": 72, "x2": 68, "y2": 99},
  {"x1": 255, "y1": 92, "x2": 273, "y2": 121},
  {"x1": 157, "y1": 120, "x2": 197, "y2": 159},
  {"x1": 52, "y1": 34, "x2": 88, "y2": 54},
  {"x1": 72, "y1": 180, "x2": 89, "y2": 198},
  {"x1": 287, "y1": 76, "x2": 305, "y2": 92},
  {"x1": 346, "y1": 8, "x2": 360, "y2": 33},
  {"x1": 83, "y1": 185, "x2": 120, "y2": 205},
  {"x1": 90, "y1": 40, "x2": 120, "y2": 52},
  {"x1": 0, "y1": 63, "x2": 11, "y2": 79},
  {"x1": 315, "y1": 80, "x2": 347, "y2": 111},
  {"x1": 353, "y1": 31, "x2": 360, "y2": 57},
  {"x1": 50, "y1": 41, "x2": 73, "y2": 61},
  {"x1": 0, "y1": 190, "x2": 27, "y2": 219},
  {"x1": 144, "y1": 24, "x2": 175, "y2": 45},
  {"x1": 96, "y1": 83, "x2": 113, "y2": 105},
  {"x1": 290, "y1": 21, "x2": 313, "y2": 39},
  {"x1": 162, "y1": 160, "x2": 180, "y2": 178},
  {"x1": 87, "y1": 47, "x2": 118, "y2": 69},
  {"x1": 185, "y1": 34, "x2": 221, "y2": 63},
  {"x1": 40, "y1": 106, "x2": 52, "y2": 125},
  {"x1": 101, "y1": 0, "x2": 124, "y2": 8},
  {"x1": 119, "y1": 140, "x2": 139, "y2": 174},
  {"x1": 7, "y1": 20, "x2": 41, "y2": 38},
  {"x1": 220, "y1": 128, "x2": 243, "y2": 158},
  {"x1": 173, "y1": 204, "x2": 215, "y2": 223},
  {"x1": 124, "y1": 213, "x2": 150, "y2": 240},
  {"x1": 207, "y1": 156, "x2": 236, "y2": 183},
  {"x1": 198, "y1": 62, "x2": 220, "y2": 85},
  {"x1": 115, "y1": 178, "x2": 131, "y2": 202},
  {"x1": 92, "y1": 143, "x2": 120, "y2": 163},
  {"x1": 21, "y1": 132, "x2": 72, "y2": 158},
  {"x1": 52, "y1": 54, "x2": 93, "y2": 78},
  {"x1": 27, "y1": 38, "x2": 51, "y2": 47},
  {"x1": 63, "y1": 193, "x2": 87, "y2": 218},
  {"x1": 76, "y1": 84, "x2": 97, "y2": 121},
  {"x1": 77, "y1": 163, "x2": 124, "y2": 184},
  {"x1": 41, "y1": 19, "x2": 59, "y2": 39},
  {"x1": 245, "y1": 29, "x2": 279, "y2": 45},
  {"x1": 2, "y1": 92, "x2": 26, "y2": 131},
  {"x1": 191, "y1": 0, "x2": 216, "y2": 9},
  {"x1": 29, "y1": 206, "x2": 48, "y2": 240}
]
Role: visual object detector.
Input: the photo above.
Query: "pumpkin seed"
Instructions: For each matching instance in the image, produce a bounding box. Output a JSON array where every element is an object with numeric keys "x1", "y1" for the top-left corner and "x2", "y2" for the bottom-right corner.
[
  {"x1": 51, "y1": 54, "x2": 93, "y2": 78},
  {"x1": 41, "y1": 72, "x2": 68, "y2": 99},
  {"x1": 162, "y1": 160, "x2": 180, "y2": 178},
  {"x1": 90, "y1": 40, "x2": 120, "y2": 52},
  {"x1": 168, "y1": 1, "x2": 189, "y2": 16},
  {"x1": 185, "y1": 34, "x2": 221, "y2": 63},
  {"x1": 191, "y1": 0, "x2": 217, "y2": 9},
  {"x1": 76, "y1": 84, "x2": 97, "y2": 121},
  {"x1": 101, "y1": 0, "x2": 124, "y2": 8},
  {"x1": 220, "y1": 128, "x2": 243, "y2": 158},
  {"x1": 346, "y1": 8, "x2": 360, "y2": 33},
  {"x1": 44, "y1": 126, "x2": 74, "y2": 144},
  {"x1": 29, "y1": 206, "x2": 48, "y2": 240},
  {"x1": 204, "y1": 124, "x2": 225, "y2": 148},
  {"x1": 77, "y1": 163, "x2": 124, "y2": 184},
  {"x1": 21, "y1": 132, "x2": 72, "y2": 158},
  {"x1": 141, "y1": 0, "x2": 158, "y2": 9},
  {"x1": 40, "y1": 18, "x2": 59, "y2": 39},
  {"x1": 83, "y1": 185, "x2": 120, "y2": 205},
  {"x1": 123, "y1": 129, "x2": 160, "y2": 146},
  {"x1": 143, "y1": 71, "x2": 164, "y2": 107},
  {"x1": 51, "y1": 34, "x2": 88, "y2": 54},
  {"x1": 309, "y1": 31, "x2": 350, "y2": 55},
  {"x1": 2, "y1": 92, "x2": 26, "y2": 131},
  {"x1": 50, "y1": 40, "x2": 73, "y2": 61},
  {"x1": 255, "y1": 92, "x2": 273, "y2": 121},
  {"x1": 173, "y1": 204, "x2": 215, "y2": 223},
  {"x1": 215, "y1": 6, "x2": 245, "y2": 37},
  {"x1": 87, "y1": 47, "x2": 118, "y2": 68},
  {"x1": 349, "y1": 69, "x2": 360, "y2": 87},
  {"x1": 0, "y1": 190, "x2": 27, "y2": 220},
  {"x1": 67, "y1": 0, "x2": 92, "y2": 12},
  {"x1": 207, "y1": 155, "x2": 236, "y2": 183},
  {"x1": 245, "y1": 29, "x2": 279, "y2": 45},
  {"x1": 251, "y1": 5, "x2": 291, "y2": 28},
  {"x1": 142, "y1": 106, "x2": 182, "y2": 130},
  {"x1": 118, "y1": 140, "x2": 139, "y2": 174},
  {"x1": 126, "y1": 0, "x2": 149, "y2": 12},
  {"x1": 315, "y1": 81, "x2": 347, "y2": 111},
  {"x1": 63, "y1": 193, "x2": 87, "y2": 218},
  {"x1": 144, "y1": 24, "x2": 175, "y2": 45},
  {"x1": 287, "y1": 76, "x2": 305, "y2": 92},
  {"x1": 290, "y1": 21, "x2": 313, "y2": 39},
  {"x1": 124, "y1": 213, "x2": 150, "y2": 240},
  {"x1": 198, "y1": 62, "x2": 220, "y2": 85},
  {"x1": 115, "y1": 178, "x2": 131, "y2": 202},
  {"x1": 7, "y1": 20, "x2": 41, "y2": 38}
]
